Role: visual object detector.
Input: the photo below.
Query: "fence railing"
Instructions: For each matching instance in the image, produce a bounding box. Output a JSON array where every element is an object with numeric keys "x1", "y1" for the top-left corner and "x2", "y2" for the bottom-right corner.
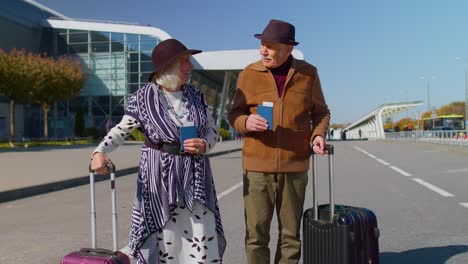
[{"x1": 385, "y1": 130, "x2": 468, "y2": 146}]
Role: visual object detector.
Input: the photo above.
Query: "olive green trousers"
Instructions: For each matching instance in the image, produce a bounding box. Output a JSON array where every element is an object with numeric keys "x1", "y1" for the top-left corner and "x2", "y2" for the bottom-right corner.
[{"x1": 243, "y1": 171, "x2": 308, "y2": 264}]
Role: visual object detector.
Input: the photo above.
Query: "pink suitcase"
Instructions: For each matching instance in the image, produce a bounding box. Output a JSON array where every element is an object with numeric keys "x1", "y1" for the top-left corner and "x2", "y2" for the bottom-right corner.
[{"x1": 60, "y1": 164, "x2": 130, "y2": 264}]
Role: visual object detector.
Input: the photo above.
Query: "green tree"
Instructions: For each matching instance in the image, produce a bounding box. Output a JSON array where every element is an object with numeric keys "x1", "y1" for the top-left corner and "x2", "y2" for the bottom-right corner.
[
  {"x1": 30, "y1": 55, "x2": 87, "y2": 138},
  {"x1": 437, "y1": 101, "x2": 465, "y2": 116},
  {"x1": 330, "y1": 123, "x2": 350, "y2": 129},
  {"x1": 396, "y1": 117, "x2": 413, "y2": 130},
  {"x1": 219, "y1": 118, "x2": 229, "y2": 130},
  {"x1": 383, "y1": 117, "x2": 393, "y2": 131},
  {"x1": 0, "y1": 49, "x2": 33, "y2": 143}
]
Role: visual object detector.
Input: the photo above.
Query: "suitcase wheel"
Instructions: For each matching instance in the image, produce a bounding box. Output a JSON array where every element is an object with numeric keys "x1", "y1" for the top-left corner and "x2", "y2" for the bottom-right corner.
[{"x1": 374, "y1": 227, "x2": 380, "y2": 239}]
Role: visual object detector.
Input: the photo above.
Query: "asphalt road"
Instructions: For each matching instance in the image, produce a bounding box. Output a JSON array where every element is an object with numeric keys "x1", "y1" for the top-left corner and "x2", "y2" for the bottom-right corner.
[{"x1": 1, "y1": 141, "x2": 467, "y2": 264}]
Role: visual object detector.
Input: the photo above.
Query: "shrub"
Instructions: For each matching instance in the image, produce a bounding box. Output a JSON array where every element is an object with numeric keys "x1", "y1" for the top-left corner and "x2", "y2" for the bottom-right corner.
[
  {"x1": 129, "y1": 128, "x2": 146, "y2": 141},
  {"x1": 218, "y1": 128, "x2": 231, "y2": 140}
]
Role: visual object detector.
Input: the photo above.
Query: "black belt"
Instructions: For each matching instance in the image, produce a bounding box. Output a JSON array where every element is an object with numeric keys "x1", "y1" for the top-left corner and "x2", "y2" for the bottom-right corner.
[{"x1": 144, "y1": 139, "x2": 186, "y2": 155}]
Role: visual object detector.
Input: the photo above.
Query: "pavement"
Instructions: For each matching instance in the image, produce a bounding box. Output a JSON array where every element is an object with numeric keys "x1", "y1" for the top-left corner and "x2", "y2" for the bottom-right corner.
[{"x1": 0, "y1": 140, "x2": 243, "y2": 203}]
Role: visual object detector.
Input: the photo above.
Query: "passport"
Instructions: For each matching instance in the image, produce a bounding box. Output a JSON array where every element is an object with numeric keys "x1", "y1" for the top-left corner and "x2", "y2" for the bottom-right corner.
[
  {"x1": 180, "y1": 125, "x2": 198, "y2": 151},
  {"x1": 257, "y1": 105, "x2": 273, "y2": 130}
]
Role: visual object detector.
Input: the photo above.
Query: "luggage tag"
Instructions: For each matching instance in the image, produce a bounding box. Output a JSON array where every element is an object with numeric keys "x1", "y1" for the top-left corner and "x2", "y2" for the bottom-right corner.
[
  {"x1": 180, "y1": 121, "x2": 197, "y2": 151},
  {"x1": 257, "y1": 101, "x2": 273, "y2": 130}
]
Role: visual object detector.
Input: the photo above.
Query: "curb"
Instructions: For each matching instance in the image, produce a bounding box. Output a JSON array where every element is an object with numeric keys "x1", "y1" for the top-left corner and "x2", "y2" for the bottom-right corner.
[{"x1": 0, "y1": 148, "x2": 241, "y2": 204}]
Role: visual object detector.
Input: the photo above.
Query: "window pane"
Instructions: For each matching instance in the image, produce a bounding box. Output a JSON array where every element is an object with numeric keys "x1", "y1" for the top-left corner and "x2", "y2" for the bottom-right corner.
[
  {"x1": 92, "y1": 42, "x2": 109, "y2": 53},
  {"x1": 127, "y1": 42, "x2": 139, "y2": 52},
  {"x1": 111, "y1": 33, "x2": 125, "y2": 42},
  {"x1": 140, "y1": 41, "x2": 155, "y2": 52},
  {"x1": 69, "y1": 29, "x2": 87, "y2": 34},
  {"x1": 69, "y1": 33, "x2": 88, "y2": 43},
  {"x1": 129, "y1": 84, "x2": 140, "y2": 93},
  {"x1": 129, "y1": 73, "x2": 139, "y2": 83},
  {"x1": 111, "y1": 42, "x2": 124, "y2": 52},
  {"x1": 69, "y1": 43, "x2": 88, "y2": 53},
  {"x1": 142, "y1": 72, "x2": 152, "y2": 81},
  {"x1": 140, "y1": 35, "x2": 156, "y2": 42},
  {"x1": 141, "y1": 51, "x2": 152, "y2": 61},
  {"x1": 128, "y1": 53, "x2": 139, "y2": 62},
  {"x1": 126, "y1": 34, "x2": 138, "y2": 42},
  {"x1": 140, "y1": 62, "x2": 153, "y2": 72},
  {"x1": 129, "y1": 63, "x2": 139, "y2": 72},
  {"x1": 57, "y1": 36, "x2": 68, "y2": 55},
  {"x1": 91, "y1": 31, "x2": 109, "y2": 42}
]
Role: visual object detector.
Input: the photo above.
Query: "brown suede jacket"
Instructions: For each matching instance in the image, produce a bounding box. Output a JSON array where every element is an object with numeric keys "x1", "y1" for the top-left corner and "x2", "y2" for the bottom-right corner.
[{"x1": 228, "y1": 58, "x2": 330, "y2": 172}]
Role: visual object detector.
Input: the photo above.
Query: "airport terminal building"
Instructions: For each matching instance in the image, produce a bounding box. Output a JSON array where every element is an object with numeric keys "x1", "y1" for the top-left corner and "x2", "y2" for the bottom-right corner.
[{"x1": 0, "y1": 0, "x2": 304, "y2": 140}]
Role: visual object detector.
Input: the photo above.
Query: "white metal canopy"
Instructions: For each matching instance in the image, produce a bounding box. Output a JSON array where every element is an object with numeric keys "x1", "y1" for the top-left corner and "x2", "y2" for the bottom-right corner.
[{"x1": 343, "y1": 101, "x2": 423, "y2": 139}]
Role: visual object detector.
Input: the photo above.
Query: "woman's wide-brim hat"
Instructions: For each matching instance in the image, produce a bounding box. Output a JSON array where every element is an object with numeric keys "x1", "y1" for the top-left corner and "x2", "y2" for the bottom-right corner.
[
  {"x1": 148, "y1": 38, "x2": 202, "y2": 82},
  {"x1": 254, "y1": 19, "x2": 299, "y2": 46}
]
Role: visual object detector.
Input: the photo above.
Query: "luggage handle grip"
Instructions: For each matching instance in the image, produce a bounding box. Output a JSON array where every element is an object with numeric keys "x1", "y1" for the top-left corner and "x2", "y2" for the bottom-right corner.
[
  {"x1": 89, "y1": 162, "x2": 119, "y2": 252},
  {"x1": 89, "y1": 162, "x2": 116, "y2": 173},
  {"x1": 312, "y1": 144, "x2": 334, "y2": 223}
]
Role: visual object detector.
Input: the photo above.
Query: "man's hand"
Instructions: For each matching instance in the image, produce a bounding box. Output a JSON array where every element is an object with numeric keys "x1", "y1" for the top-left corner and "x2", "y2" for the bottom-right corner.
[
  {"x1": 311, "y1": 135, "x2": 327, "y2": 155},
  {"x1": 246, "y1": 114, "x2": 268, "y2": 132}
]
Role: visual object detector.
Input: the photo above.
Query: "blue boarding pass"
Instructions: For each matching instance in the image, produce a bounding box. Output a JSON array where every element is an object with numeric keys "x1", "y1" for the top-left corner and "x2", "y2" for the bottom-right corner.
[
  {"x1": 257, "y1": 101, "x2": 273, "y2": 130},
  {"x1": 180, "y1": 125, "x2": 197, "y2": 151}
]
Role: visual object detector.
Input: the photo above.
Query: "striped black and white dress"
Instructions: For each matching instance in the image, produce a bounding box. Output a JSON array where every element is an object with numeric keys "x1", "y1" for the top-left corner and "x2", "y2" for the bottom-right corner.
[{"x1": 94, "y1": 82, "x2": 225, "y2": 264}]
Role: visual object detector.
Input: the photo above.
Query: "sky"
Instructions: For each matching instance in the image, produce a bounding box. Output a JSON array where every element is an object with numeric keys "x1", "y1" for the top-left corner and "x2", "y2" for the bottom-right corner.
[{"x1": 35, "y1": 0, "x2": 468, "y2": 125}]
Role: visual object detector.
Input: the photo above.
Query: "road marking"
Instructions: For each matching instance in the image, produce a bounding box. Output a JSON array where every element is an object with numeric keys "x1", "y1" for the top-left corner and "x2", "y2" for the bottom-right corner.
[
  {"x1": 217, "y1": 181, "x2": 243, "y2": 200},
  {"x1": 459, "y1": 203, "x2": 468, "y2": 208},
  {"x1": 412, "y1": 178, "x2": 454, "y2": 197},
  {"x1": 423, "y1": 150, "x2": 443, "y2": 153},
  {"x1": 353, "y1": 146, "x2": 377, "y2": 159},
  {"x1": 353, "y1": 146, "x2": 458, "y2": 203},
  {"x1": 390, "y1": 166, "x2": 412, "y2": 177},
  {"x1": 354, "y1": 146, "x2": 368, "y2": 154},
  {"x1": 376, "y1": 159, "x2": 390, "y2": 166},
  {"x1": 441, "y1": 168, "x2": 468, "y2": 174}
]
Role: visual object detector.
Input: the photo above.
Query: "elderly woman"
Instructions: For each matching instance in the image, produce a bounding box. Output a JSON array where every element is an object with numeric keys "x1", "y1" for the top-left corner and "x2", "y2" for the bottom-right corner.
[{"x1": 90, "y1": 39, "x2": 225, "y2": 263}]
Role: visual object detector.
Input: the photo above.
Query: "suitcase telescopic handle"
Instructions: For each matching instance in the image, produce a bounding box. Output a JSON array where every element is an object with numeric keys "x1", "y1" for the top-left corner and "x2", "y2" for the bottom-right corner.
[
  {"x1": 88, "y1": 163, "x2": 119, "y2": 252},
  {"x1": 312, "y1": 144, "x2": 334, "y2": 223}
]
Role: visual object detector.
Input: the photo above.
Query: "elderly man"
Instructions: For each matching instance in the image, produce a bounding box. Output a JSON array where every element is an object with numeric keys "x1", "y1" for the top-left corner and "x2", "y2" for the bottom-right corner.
[{"x1": 228, "y1": 19, "x2": 330, "y2": 264}]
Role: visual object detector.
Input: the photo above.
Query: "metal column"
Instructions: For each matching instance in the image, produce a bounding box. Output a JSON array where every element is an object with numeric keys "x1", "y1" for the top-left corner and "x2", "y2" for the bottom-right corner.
[{"x1": 216, "y1": 71, "x2": 231, "y2": 127}]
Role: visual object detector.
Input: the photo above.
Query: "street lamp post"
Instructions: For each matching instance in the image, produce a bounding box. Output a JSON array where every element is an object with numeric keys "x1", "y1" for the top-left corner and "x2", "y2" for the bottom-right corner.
[
  {"x1": 455, "y1": 57, "x2": 468, "y2": 130},
  {"x1": 427, "y1": 80, "x2": 431, "y2": 112},
  {"x1": 465, "y1": 69, "x2": 468, "y2": 130},
  {"x1": 420, "y1": 76, "x2": 435, "y2": 112}
]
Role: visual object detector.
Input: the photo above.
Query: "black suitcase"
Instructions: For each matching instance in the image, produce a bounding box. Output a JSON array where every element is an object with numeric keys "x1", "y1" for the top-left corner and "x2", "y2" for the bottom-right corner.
[{"x1": 302, "y1": 145, "x2": 380, "y2": 264}]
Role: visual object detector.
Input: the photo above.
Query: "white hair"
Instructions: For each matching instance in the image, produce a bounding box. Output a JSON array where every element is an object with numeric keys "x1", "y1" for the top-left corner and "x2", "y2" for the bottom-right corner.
[{"x1": 154, "y1": 58, "x2": 182, "y2": 91}]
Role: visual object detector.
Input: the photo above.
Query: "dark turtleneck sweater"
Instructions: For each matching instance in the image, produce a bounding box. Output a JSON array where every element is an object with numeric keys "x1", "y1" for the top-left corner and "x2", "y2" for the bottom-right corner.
[{"x1": 269, "y1": 55, "x2": 292, "y2": 97}]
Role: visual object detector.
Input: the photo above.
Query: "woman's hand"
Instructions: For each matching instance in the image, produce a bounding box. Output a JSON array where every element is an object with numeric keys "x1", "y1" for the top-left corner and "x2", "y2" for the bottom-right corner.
[
  {"x1": 90, "y1": 152, "x2": 112, "y2": 175},
  {"x1": 183, "y1": 138, "x2": 207, "y2": 155}
]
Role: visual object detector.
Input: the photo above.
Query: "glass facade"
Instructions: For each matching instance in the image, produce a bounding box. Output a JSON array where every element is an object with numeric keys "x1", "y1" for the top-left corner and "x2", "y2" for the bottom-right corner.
[
  {"x1": 0, "y1": 0, "x2": 239, "y2": 140},
  {"x1": 35, "y1": 26, "x2": 239, "y2": 139},
  {"x1": 190, "y1": 70, "x2": 239, "y2": 123},
  {"x1": 37, "y1": 27, "x2": 163, "y2": 137}
]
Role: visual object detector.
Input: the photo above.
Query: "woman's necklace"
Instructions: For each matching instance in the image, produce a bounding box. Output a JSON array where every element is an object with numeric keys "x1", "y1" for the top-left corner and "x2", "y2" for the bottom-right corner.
[{"x1": 158, "y1": 88, "x2": 188, "y2": 126}]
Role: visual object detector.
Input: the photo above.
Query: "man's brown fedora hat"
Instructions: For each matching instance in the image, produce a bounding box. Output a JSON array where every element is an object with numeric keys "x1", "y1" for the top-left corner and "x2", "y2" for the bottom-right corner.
[
  {"x1": 148, "y1": 38, "x2": 202, "y2": 82},
  {"x1": 254, "y1": 19, "x2": 299, "y2": 46}
]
